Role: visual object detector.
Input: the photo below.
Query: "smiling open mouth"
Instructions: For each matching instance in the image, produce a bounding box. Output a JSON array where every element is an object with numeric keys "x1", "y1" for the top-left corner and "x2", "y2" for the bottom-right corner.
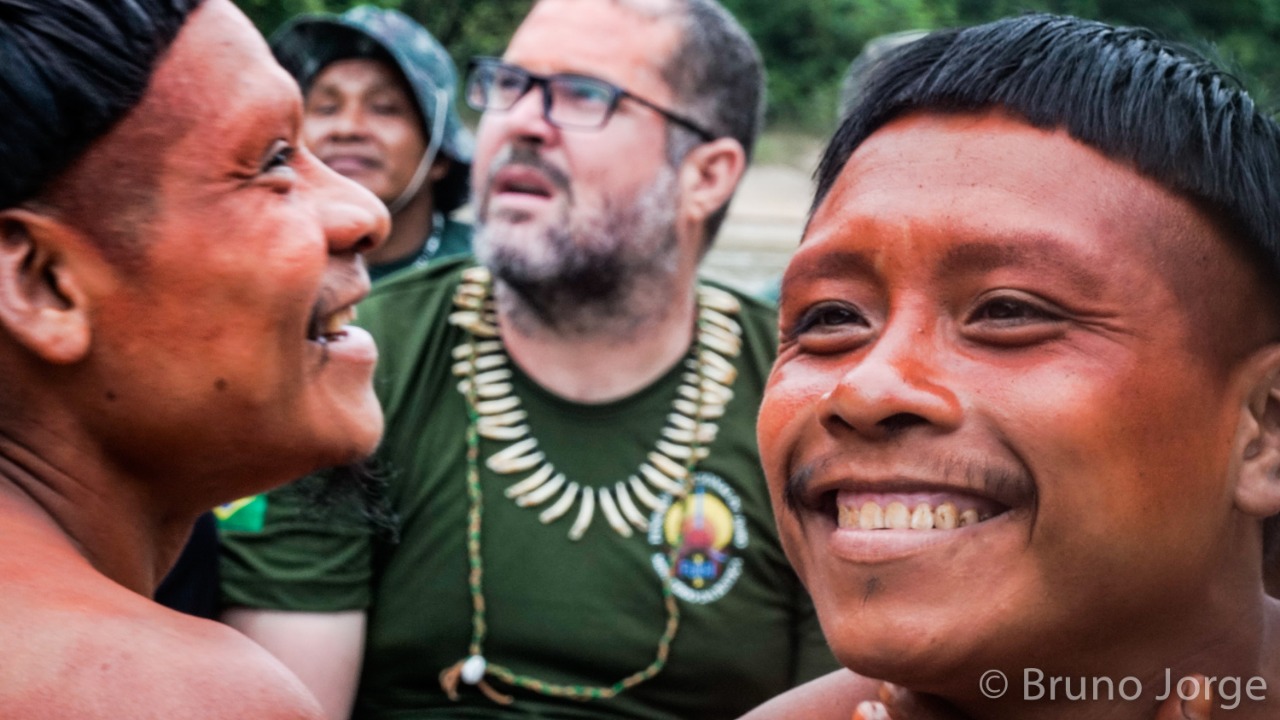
[
  {"x1": 308, "y1": 304, "x2": 358, "y2": 344},
  {"x1": 832, "y1": 491, "x2": 1009, "y2": 531}
]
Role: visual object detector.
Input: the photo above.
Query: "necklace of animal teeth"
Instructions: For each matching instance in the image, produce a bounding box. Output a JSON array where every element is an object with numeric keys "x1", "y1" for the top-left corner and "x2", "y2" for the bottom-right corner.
[
  {"x1": 441, "y1": 264, "x2": 744, "y2": 703},
  {"x1": 448, "y1": 265, "x2": 743, "y2": 541}
]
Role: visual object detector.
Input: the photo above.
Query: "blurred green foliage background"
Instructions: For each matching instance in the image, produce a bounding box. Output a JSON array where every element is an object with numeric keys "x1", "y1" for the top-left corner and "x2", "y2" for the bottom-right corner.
[{"x1": 234, "y1": 0, "x2": 1280, "y2": 132}]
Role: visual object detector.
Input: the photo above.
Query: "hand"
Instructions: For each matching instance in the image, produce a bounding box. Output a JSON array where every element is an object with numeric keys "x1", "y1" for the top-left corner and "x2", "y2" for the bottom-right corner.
[{"x1": 851, "y1": 676, "x2": 1214, "y2": 720}]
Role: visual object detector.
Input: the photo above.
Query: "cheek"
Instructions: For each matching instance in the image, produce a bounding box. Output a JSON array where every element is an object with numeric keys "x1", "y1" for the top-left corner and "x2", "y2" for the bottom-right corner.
[
  {"x1": 758, "y1": 358, "x2": 841, "y2": 491},
  {"x1": 990, "y1": 356, "x2": 1236, "y2": 561}
]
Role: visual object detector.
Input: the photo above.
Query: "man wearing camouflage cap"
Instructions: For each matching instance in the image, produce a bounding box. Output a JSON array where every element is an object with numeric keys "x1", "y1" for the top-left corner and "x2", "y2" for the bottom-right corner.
[{"x1": 272, "y1": 6, "x2": 474, "y2": 279}]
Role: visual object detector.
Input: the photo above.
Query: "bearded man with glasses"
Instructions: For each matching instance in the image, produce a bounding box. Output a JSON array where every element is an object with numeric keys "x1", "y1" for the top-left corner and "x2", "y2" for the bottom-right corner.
[{"x1": 218, "y1": 1, "x2": 838, "y2": 718}]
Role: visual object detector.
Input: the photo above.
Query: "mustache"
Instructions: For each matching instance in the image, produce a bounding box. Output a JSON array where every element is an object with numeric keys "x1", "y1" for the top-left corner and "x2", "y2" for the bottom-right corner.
[
  {"x1": 486, "y1": 144, "x2": 573, "y2": 196},
  {"x1": 783, "y1": 453, "x2": 1038, "y2": 517}
]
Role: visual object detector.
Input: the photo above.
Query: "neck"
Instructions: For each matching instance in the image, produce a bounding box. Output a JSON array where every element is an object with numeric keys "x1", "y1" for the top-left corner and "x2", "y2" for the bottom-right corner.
[
  {"x1": 0, "y1": 427, "x2": 194, "y2": 597},
  {"x1": 496, "y1": 262, "x2": 701, "y2": 403},
  {"x1": 366, "y1": 189, "x2": 434, "y2": 268}
]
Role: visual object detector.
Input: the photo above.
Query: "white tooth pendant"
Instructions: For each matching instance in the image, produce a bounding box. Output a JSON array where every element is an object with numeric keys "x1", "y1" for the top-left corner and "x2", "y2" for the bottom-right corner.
[
  {"x1": 452, "y1": 354, "x2": 508, "y2": 376},
  {"x1": 639, "y1": 463, "x2": 686, "y2": 496},
  {"x1": 697, "y1": 285, "x2": 741, "y2": 314},
  {"x1": 699, "y1": 323, "x2": 742, "y2": 355},
  {"x1": 473, "y1": 368, "x2": 513, "y2": 385},
  {"x1": 699, "y1": 307, "x2": 741, "y2": 335},
  {"x1": 661, "y1": 424, "x2": 717, "y2": 445},
  {"x1": 451, "y1": 340, "x2": 503, "y2": 360},
  {"x1": 567, "y1": 486, "x2": 596, "y2": 540},
  {"x1": 486, "y1": 438, "x2": 542, "y2": 474},
  {"x1": 477, "y1": 424, "x2": 529, "y2": 441},
  {"x1": 448, "y1": 311, "x2": 498, "y2": 338},
  {"x1": 674, "y1": 399, "x2": 725, "y2": 420},
  {"x1": 698, "y1": 329, "x2": 740, "y2": 357},
  {"x1": 474, "y1": 396, "x2": 522, "y2": 415},
  {"x1": 477, "y1": 409, "x2": 527, "y2": 429},
  {"x1": 614, "y1": 482, "x2": 650, "y2": 531},
  {"x1": 539, "y1": 482, "x2": 581, "y2": 523},
  {"x1": 647, "y1": 452, "x2": 689, "y2": 480},
  {"x1": 597, "y1": 487, "x2": 632, "y2": 538},
  {"x1": 628, "y1": 475, "x2": 662, "y2": 510},
  {"x1": 460, "y1": 266, "x2": 492, "y2": 284},
  {"x1": 504, "y1": 463, "x2": 556, "y2": 499},
  {"x1": 456, "y1": 379, "x2": 513, "y2": 399},
  {"x1": 515, "y1": 472, "x2": 566, "y2": 507}
]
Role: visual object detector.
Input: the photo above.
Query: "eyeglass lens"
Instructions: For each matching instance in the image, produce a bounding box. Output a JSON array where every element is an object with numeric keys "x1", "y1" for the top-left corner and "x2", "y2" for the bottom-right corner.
[{"x1": 467, "y1": 63, "x2": 617, "y2": 129}]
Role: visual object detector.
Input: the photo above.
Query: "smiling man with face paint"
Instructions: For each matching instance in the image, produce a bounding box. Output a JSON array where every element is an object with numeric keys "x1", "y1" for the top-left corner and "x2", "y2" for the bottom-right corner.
[
  {"x1": 0, "y1": 0, "x2": 388, "y2": 717},
  {"x1": 742, "y1": 14, "x2": 1280, "y2": 720}
]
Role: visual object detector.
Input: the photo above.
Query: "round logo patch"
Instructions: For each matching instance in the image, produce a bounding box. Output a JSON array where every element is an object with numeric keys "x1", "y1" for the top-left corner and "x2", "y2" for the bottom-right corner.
[{"x1": 648, "y1": 471, "x2": 748, "y2": 604}]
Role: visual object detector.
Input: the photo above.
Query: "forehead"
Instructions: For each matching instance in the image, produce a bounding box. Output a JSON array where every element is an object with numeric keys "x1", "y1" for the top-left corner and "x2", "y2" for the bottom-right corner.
[
  {"x1": 311, "y1": 58, "x2": 409, "y2": 95},
  {"x1": 505, "y1": 0, "x2": 681, "y2": 100},
  {"x1": 97, "y1": 0, "x2": 299, "y2": 173},
  {"x1": 805, "y1": 111, "x2": 1215, "y2": 270}
]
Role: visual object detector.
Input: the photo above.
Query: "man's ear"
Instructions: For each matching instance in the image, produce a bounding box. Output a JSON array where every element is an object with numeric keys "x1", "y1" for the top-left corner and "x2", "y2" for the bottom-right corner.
[
  {"x1": 0, "y1": 209, "x2": 92, "y2": 364},
  {"x1": 677, "y1": 137, "x2": 747, "y2": 227},
  {"x1": 1234, "y1": 344, "x2": 1280, "y2": 518}
]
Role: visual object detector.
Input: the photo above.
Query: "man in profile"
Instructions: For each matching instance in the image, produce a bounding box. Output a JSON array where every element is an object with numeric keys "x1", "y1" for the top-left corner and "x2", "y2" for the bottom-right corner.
[
  {"x1": 220, "y1": 0, "x2": 838, "y2": 718},
  {"x1": 746, "y1": 13, "x2": 1280, "y2": 720},
  {"x1": 0, "y1": 0, "x2": 387, "y2": 717}
]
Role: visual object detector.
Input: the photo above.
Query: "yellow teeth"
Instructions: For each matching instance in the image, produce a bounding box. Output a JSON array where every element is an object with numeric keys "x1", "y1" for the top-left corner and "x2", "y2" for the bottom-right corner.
[
  {"x1": 837, "y1": 500, "x2": 994, "y2": 531},
  {"x1": 322, "y1": 305, "x2": 357, "y2": 336},
  {"x1": 934, "y1": 503, "x2": 958, "y2": 529},
  {"x1": 883, "y1": 502, "x2": 909, "y2": 529},
  {"x1": 910, "y1": 503, "x2": 934, "y2": 530}
]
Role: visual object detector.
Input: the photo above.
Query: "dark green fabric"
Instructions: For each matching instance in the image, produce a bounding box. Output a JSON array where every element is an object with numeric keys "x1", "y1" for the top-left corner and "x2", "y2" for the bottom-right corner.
[
  {"x1": 220, "y1": 257, "x2": 837, "y2": 719},
  {"x1": 368, "y1": 217, "x2": 472, "y2": 283}
]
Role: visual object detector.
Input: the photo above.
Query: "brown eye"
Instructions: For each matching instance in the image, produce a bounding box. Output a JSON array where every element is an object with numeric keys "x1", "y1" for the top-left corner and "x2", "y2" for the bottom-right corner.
[
  {"x1": 785, "y1": 302, "x2": 872, "y2": 355},
  {"x1": 970, "y1": 297, "x2": 1055, "y2": 324},
  {"x1": 263, "y1": 144, "x2": 296, "y2": 173}
]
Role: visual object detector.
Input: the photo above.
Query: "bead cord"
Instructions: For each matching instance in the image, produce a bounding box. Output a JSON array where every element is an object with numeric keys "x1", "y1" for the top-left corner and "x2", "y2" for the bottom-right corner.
[{"x1": 439, "y1": 266, "x2": 741, "y2": 703}]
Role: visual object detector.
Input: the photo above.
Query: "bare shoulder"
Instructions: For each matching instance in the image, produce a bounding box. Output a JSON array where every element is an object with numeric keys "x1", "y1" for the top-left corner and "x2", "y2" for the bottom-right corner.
[
  {"x1": 738, "y1": 669, "x2": 880, "y2": 720},
  {"x1": 0, "y1": 580, "x2": 324, "y2": 720}
]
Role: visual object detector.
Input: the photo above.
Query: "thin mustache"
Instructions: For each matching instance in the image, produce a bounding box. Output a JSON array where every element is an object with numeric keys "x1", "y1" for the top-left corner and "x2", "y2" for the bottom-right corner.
[
  {"x1": 783, "y1": 454, "x2": 1038, "y2": 516},
  {"x1": 487, "y1": 145, "x2": 572, "y2": 195}
]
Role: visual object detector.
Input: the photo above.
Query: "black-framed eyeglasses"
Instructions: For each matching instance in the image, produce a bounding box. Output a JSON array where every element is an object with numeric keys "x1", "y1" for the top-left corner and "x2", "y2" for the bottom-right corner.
[{"x1": 465, "y1": 57, "x2": 716, "y2": 142}]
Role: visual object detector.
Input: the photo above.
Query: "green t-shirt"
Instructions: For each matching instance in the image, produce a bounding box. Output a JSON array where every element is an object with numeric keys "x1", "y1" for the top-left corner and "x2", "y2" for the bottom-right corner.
[
  {"x1": 220, "y1": 258, "x2": 837, "y2": 719},
  {"x1": 368, "y1": 215, "x2": 473, "y2": 283}
]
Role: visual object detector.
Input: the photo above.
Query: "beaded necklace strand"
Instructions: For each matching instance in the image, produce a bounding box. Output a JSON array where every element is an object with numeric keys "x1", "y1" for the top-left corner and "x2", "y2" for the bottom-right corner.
[{"x1": 439, "y1": 266, "x2": 743, "y2": 704}]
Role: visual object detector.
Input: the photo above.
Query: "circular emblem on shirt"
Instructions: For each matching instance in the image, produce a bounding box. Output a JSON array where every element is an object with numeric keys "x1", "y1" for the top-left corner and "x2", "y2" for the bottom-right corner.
[{"x1": 648, "y1": 471, "x2": 748, "y2": 605}]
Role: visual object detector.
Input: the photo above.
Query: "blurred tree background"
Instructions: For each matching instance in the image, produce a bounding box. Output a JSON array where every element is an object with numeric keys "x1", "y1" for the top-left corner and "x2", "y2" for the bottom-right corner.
[{"x1": 235, "y1": 0, "x2": 1280, "y2": 133}]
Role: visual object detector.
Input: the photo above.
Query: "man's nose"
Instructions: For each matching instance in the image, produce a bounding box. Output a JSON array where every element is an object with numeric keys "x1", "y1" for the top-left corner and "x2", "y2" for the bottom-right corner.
[
  {"x1": 818, "y1": 318, "x2": 962, "y2": 441},
  {"x1": 313, "y1": 157, "x2": 389, "y2": 255},
  {"x1": 326, "y1": 103, "x2": 367, "y2": 139}
]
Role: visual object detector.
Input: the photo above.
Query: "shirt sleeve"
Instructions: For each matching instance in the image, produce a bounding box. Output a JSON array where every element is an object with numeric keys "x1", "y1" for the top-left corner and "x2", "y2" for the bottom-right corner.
[{"x1": 218, "y1": 475, "x2": 376, "y2": 612}]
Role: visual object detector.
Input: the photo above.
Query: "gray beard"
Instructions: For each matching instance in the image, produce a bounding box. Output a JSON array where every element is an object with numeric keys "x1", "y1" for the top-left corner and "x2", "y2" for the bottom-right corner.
[{"x1": 474, "y1": 164, "x2": 680, "y2": 339}]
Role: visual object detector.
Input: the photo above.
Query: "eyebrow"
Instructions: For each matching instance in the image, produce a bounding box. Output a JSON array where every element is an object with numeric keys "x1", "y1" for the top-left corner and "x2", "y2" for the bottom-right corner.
[
  {"x1": 937, "y1": 238, "x2": 1109, "y2": 296},
  {"x1": 779, "y1": 249, "x2": 880, "y2": 300}
]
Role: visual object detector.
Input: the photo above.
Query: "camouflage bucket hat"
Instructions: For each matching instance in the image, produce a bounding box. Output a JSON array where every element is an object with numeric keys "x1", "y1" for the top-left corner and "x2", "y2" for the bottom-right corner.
[{"x1": 271, "y1": 6, "x2": 474, "y2": 213}]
